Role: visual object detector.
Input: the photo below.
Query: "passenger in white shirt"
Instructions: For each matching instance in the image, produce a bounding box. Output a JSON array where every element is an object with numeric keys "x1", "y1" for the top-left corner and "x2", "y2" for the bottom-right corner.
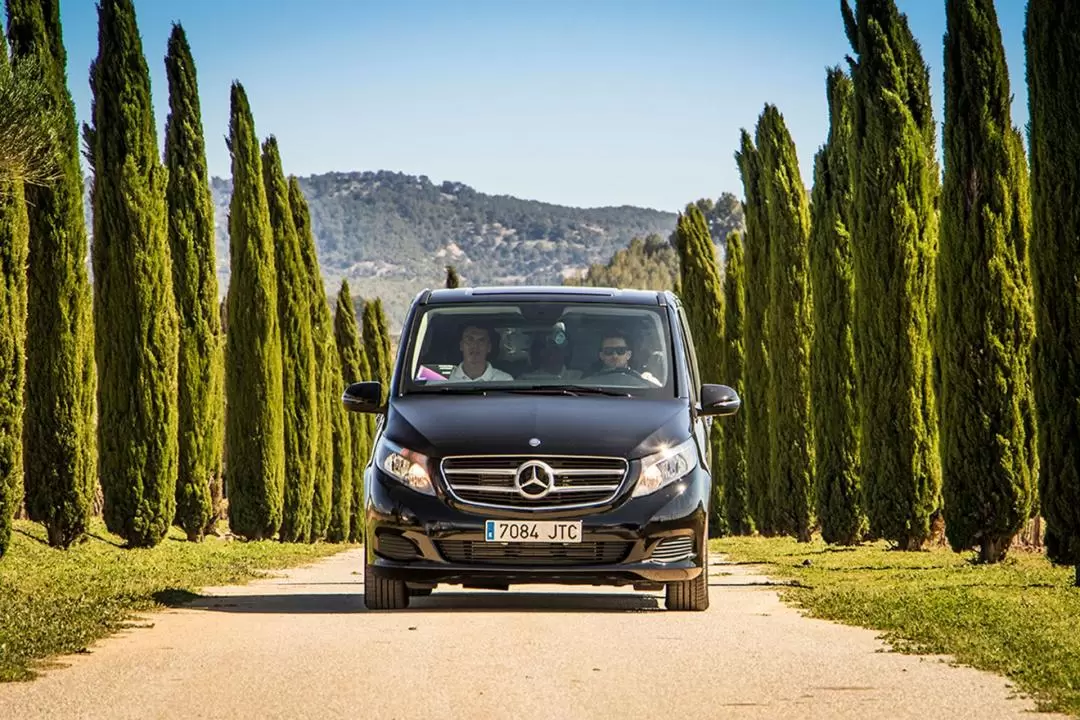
[{"x1": 446, "y1": 324, "x2": 514, "y2": 382}]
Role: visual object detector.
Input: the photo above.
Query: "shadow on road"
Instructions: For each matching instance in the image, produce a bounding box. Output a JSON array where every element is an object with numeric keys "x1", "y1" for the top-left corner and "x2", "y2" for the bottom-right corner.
[{"x1": 155, "y1": 589, "x2": 663, "y2": 613}]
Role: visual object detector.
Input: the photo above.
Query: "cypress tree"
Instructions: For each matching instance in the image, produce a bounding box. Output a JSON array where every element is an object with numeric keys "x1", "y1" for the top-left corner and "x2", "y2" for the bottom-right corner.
[
  {"x1": 361, "y1": 298, "x2": 393, "y2": 405},
  {"x1": 6, "y1": 0, "x2": 96, "y2": 548},
  {"x1": 261, "y1": 137, "x2": 316, "y2": 544},
  {"x1": 721, "y1": 231, "x2": 752, "y2": 535},
  {"x1": 327, "y1": 372, "x2": 353, "y2": 543},
  {"x1": 374, "y1": 298, "x2": 394, "y2": 386},
  {"x1": 1026, "y1": 0, "x2": 1080, "y2": 585},
  {"x1": 734, "y1": 131, "x2": 774, "y2": 535},
  {"x1": 85, "y1": 0, "x2": 180, "y2": 548},
  {"x1": 445, "y1": 265, "x2": 461, "y2": 289},
  {"x1": 164, "y1": 23, "x2": 223, "y2": 541},
  {"x1": 755, "y1": 104, "x2": 815, "y2": 543},
  {"x1": 939, "y1": 0, "x2": 1036, "y2": 564},
  {"x1": 843, "y1": 0, "x2": 942, "y2": 550},
  {"x1": 224, "y1": 82, "x2": 285, "y2": 540},
  {"x1": 0, "y1": 26, "x2": 29, "y2": 559},
  {"x1": 335, "y1": 281, "x2": 372, "y2": 543},
  {"x1": 674, "y1": 205, "x2": 729, "y2": 535},
  {"x1": 289, "y1": 176, "x2": 334, "y2": 541},
  {"x1": 810, "y1": 68, "x2": 865, "y2": 546}
]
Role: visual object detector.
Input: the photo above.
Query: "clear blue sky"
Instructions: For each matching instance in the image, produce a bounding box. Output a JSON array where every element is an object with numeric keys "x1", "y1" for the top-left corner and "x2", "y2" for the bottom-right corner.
[{"x1": 52, "y1": 0, "x2": 1029, "y2": 213}]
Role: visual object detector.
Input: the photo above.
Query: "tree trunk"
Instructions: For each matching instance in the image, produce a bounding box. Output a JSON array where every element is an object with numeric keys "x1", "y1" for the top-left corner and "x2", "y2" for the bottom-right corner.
[{"x1": 978, "y1": 536, "x2": 1007, "y2": 564}]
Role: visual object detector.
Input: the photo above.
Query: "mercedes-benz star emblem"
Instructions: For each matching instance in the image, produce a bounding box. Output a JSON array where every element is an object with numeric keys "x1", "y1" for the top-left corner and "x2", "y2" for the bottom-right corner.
[
  {"x1": 514, "y1": 460, "x2": 555, "y2": 499},
  {"x1": 528, "y1": 437, "x2": 541, "y2": 447}
]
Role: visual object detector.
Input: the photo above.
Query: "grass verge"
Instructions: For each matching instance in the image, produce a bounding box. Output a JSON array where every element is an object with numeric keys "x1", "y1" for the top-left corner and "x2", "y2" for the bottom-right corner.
[
  {"x1": 0, "y1": 519, "x2": 356, "y2": 682},
  {"x1": 710, "y1": 536, "x2": 1080, "y2": 717}
]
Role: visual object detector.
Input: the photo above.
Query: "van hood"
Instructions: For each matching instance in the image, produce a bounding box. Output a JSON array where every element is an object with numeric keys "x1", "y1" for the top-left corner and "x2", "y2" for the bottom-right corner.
[{"x1": 382, "y1": 394, "x2": 692, "y2": 460}]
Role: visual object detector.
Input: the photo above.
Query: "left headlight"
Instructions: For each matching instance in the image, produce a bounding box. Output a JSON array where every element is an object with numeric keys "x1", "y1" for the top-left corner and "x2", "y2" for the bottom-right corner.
[
  {"x1": 631, "y1": 436, "x2": 699, "y2": 497},
  {"x1": 375, "y1": 438, "x2": 435, "y2": 495}
]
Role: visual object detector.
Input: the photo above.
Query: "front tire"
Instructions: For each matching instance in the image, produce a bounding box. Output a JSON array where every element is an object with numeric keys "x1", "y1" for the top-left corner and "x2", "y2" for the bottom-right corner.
[
  {"x1": 364, "y1": 555, "x2": 409, "y2": 610},
  {"x1": 665, "y1": 541, "x2": 709, "y2": 611}
]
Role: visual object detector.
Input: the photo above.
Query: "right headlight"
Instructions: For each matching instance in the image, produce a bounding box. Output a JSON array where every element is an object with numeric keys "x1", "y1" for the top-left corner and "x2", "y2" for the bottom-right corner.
[
  {"x1": 631, "y1": 436, "x2": 699, "y2": 497},
  {"x1": 374, "y1": 438, "x2": 435, "y2": 495}
]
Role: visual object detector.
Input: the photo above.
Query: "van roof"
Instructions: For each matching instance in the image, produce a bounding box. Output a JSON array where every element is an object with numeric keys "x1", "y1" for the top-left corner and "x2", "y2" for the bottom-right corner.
[{"x1": 419, "y1": 285, "x2": 671, "y2": 306}]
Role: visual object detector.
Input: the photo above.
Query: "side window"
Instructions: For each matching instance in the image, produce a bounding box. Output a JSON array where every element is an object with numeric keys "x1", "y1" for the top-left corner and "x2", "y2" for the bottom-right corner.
[{"x1": 675, "y1": 305, "x2": 701, "y2": 397}]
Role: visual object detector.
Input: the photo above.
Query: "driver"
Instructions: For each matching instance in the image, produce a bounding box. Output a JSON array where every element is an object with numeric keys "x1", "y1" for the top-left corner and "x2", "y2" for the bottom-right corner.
[
  {"x1": 598, "y1": 332, "x2": 661, "y2": 385},
  {"x1": 447, "y1": 324, "x2": 514, "y2": 382},
  {"x1": 598, "y1": 332, "x2": 634, "y2": 370}
]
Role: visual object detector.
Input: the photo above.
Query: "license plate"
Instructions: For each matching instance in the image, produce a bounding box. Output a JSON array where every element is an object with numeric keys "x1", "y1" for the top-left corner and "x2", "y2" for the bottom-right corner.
[{"x1": 485, "y1": 520, "x2": 582, "y2": 543}]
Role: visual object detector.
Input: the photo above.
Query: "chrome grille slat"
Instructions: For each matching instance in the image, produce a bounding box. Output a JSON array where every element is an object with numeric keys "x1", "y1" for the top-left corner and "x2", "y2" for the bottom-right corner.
[{"x1": 440, "y1": 455, "x2": 628, "y2": 510}]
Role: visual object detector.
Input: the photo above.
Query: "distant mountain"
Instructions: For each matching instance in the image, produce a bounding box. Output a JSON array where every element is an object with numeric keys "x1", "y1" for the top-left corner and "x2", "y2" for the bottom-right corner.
[
  {"x1": 86, "y1": 169, "x2": 741, "y2": 333},
  {"x1": 205, "y1": 170, "x2": 692, "y2": 327}
]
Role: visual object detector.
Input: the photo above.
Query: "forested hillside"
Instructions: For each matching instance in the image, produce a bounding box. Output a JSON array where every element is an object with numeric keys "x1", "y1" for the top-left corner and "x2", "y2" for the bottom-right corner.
[{"x1": 207, "y1": 170, "x2": 691, "y2": 328}]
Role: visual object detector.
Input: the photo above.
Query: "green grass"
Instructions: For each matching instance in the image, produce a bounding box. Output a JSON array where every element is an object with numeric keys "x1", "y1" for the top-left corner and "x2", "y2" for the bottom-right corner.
[
  {"x1": 0, "y1": 519, "x2": 355, "y2": 681},
  {"x1": 711, "y1": 535, "x2": 1080, "y2": 717}
]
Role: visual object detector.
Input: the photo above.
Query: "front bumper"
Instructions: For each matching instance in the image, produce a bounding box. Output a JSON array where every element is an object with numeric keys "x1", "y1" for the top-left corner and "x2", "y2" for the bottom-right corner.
[{"x1": 362, "y1": 462, "x2": 710, "y2": 588}]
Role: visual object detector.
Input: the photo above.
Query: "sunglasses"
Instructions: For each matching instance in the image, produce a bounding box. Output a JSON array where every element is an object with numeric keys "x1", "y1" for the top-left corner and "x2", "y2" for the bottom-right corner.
[{"x1": 601, "y1": 346, "x2": 630, "y2": 356}]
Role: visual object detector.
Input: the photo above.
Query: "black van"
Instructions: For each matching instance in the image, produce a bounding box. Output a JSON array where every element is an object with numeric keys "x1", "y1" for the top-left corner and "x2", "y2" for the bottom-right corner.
[{"x1": 342, "y1": 285, "x2": 740, "y2": 611}]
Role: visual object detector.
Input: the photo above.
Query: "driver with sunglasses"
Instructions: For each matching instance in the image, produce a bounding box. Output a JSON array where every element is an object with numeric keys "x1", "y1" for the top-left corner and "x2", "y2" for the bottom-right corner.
[{"x1": 597, "y1": 332, "x2": 661, "y2": 385}]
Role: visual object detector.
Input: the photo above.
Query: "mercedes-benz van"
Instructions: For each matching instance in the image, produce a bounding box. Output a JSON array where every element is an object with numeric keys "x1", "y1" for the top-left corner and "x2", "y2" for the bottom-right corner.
[{"x1": 342, "y1": 285, "x2": 740, "y2": 611}]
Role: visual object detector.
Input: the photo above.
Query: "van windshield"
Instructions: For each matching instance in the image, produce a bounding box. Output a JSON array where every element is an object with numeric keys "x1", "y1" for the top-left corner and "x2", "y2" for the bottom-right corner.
[{"x1": 400, "y1": 301, "x2": 677, "y2": 398}]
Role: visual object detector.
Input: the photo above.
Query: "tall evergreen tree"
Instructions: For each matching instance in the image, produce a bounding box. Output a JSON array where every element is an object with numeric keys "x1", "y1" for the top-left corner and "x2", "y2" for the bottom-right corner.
[
  {"x1": 756, "y1": 104, "x2": 815, "y2": 543},
  {"x1": 843, "y1": 0, "x2": 942, "y2": 550},
  {"x1": 734, "y1": 130, "x2": 774, "y2": 535},
  {"x1": 335, "y1": 281, "x2": 372, "y2": 543},
  {"x1": 6, "y1": 0, "x2": 96, "y2": 548},
  {"x1": 261, "y1": 137, "x2": 316, "y2": 544},
  {"x1": 328, "y1": 372, "x2": 353, "y2": 543},
  {"x1": 445, "y1": 265, "x2": 461, "y2": 289},
  {"x1": 224, "y1": 82, "x2": 285, "y2": 540},
  {"x1": 1026, "y1": 0, "x2": 1080, "y2": 585},
  {"x1": 810, "y1": 68, "x2": 865, "y2": 546},
  {"x1": 289, "y1": 176, "x2": 334, "y2": 541},
  {"x1": 361, "y1": 298, "x2": 393, "y2": 405},
  {"x1": 85, "y1": 0, "x2": 180, "y2": 548},
  {"x1": 939, "y1": 0, "x2": 1036, "y2": 564},
  {"x1": 164, "y1": 22, "x2": 223, "y2": 541},
  {"x1": 721, "y1": 231, "x2": 752, "y2": 535},
  {"x1": 0, "y1": 26, "x2": 29, "y2": 559},
  {"x1": 674, "y1": 204, "x2": 728, "y2": 536},
  {"x1": 374, "y1": 298, "x2": 394, "y2": 386}
]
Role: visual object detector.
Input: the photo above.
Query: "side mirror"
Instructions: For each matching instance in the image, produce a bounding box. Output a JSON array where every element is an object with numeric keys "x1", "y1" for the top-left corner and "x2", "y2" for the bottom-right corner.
[
  {"x1": 342, "y1": 381, "x2": 383, "y2": 414},
  {"x1": 700, "y1": 384, "x2": 740, "y2": 417}
]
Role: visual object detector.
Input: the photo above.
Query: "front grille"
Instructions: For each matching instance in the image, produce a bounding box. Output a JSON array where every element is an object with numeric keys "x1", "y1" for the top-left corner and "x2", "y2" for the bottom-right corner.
[
  {"x1": 440, "y1": 455, "x2": 627, "y2": 510},
  {"x1": 436, "y1": 540, "x2": 632, "y2": 566},
  {"x1": 652, "y1": 536, "x2": 695, "y2": 562}
]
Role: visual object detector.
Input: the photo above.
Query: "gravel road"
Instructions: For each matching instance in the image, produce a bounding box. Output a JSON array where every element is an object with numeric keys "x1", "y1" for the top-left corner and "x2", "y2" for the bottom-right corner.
[{"x1": 0, "y1": 548, "x2": 1065, "y2": 719}]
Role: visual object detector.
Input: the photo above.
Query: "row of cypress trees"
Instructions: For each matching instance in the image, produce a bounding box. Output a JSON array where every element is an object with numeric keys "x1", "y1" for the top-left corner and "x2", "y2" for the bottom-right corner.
[
  {"x1": 681, "y1": 0, "x2": 1079, "y2": 584},
  {"x1": 0, "y1": 0, "x2": 393, "y2": 557}
]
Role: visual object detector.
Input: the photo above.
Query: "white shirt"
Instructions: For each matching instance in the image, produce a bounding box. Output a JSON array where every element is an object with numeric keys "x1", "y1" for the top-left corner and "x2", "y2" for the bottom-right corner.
[{"x1": 446, "y1": 362, "x2": 514, "y2": 382}]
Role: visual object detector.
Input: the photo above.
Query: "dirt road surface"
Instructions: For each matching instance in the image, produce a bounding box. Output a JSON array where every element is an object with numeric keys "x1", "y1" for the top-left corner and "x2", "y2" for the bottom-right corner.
[{"x1": 0, "y1": 548, "x2": 1065, "y2": 719}]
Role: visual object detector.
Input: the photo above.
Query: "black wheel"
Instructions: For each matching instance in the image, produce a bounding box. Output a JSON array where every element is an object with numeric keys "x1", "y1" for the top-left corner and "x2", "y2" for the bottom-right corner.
[
  {"x1": 364, "y1": 554, "x2": 409, "y2": 610},
  {"x1": 665, "y1": 542, "x2": 709, "y2": 611}
]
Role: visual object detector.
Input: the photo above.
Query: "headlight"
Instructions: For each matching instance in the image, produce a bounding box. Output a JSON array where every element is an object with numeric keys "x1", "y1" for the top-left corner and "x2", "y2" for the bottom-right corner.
[
  {"x1": 375, "y1": 439, "x2": 435, "y2": 495},
  {"x1": 631, "y1": 437, "x2": 699, "y2": 497}
]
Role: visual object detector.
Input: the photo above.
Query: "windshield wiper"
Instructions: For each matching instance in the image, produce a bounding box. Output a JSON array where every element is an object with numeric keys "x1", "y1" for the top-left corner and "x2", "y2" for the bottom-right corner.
[
  {"x1": 412, "y1": 386, "x2": 497, "y2": 395},
  {"x1": 508, "y1": 385, "x2": 632, "y2": 398}
]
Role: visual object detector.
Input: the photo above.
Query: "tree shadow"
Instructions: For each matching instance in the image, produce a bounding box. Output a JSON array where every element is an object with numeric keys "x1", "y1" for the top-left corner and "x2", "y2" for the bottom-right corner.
[
  {"x1": 707, "y1": 580, "x2": 809, "y2": 588},
  {"x1": 14, "y1": 527, "x2": 50, "y2": 546}
]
